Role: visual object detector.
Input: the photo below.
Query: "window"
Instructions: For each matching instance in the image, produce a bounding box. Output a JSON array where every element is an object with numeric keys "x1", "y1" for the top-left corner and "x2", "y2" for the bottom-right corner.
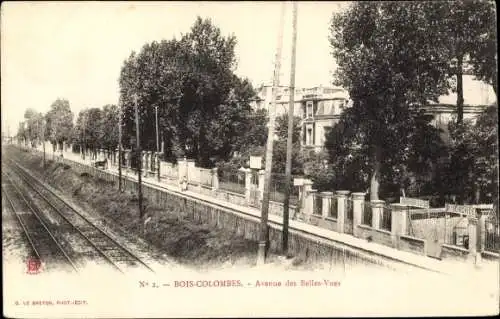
[
  {"x1": 306, "y1": 101, "x2": 313, "y2": 118},
  {"x1": 307, "y1": 128, "x2": 312, "y2": 145}
]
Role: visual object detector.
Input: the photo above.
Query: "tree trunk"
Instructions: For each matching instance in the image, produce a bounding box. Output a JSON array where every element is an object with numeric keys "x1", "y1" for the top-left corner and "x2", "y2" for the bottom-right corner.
[
  {"x1": 456, "y1": 55, "x2": 464, "y2": 124},
  {"x1": 492, "y1": 76, "x2": 498, "y2": 101},
  {"x1": 474, "y1": 180, "x2": 481, "y2": 204},
  {"x1": 370, "y1": 148, "x2": 381, "y2": 201}
]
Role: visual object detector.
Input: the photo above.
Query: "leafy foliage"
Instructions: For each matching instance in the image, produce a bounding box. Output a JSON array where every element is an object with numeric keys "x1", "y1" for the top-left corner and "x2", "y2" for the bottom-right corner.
[
  {"x1": 430, "y1": 0, "x2": 497, "y2": 123},
  {"x1": 444, "y1": 104, "x2": 498, "y2": 204},
  {"x1": 22, "y1": 109, "x2": 44, "y2": 146},
  {"x1": 327, "y1": 2, "x2": 453, "y2": 199},
  {"x1": 45, "y1": 98, "x2": 74, "y2": 150},
  {"x1": 119, "y1": 17, "x2": 257, "y2": 167}
]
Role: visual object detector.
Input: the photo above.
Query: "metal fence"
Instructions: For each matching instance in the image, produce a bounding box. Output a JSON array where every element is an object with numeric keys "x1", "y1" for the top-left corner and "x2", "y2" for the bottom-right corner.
[
  {"x1": 485, "y1": 218, "x2": 500, "y2": 253},
  {"x1": 363, "y1": 201, "x2": 372, "y2": 226},
  {"x1": 199, "y1": 168, "x2": 213, "y2": 188},
  {"x1": 269, "y1": 173, "x2": 300, "y2": 206},
  {"x1": 330, "y1": 195, "x2": 338, "y2": 218},
  {"x1": 314, "y1": 192, "x2": 323, "y2": 216},
  {"x1": 380, "y1": 204, "x2": 392, "y2": 231},
  {"x1": 218, "y1": 168, "x2": 246, "y2": 194}
]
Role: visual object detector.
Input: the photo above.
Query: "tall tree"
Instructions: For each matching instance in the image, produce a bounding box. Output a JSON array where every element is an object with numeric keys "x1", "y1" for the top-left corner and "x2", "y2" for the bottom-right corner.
[
  {"x1": 99, "y1": 104, "x2": 119, "y2": 151},
  {"x1": 328, "y1": 2, "x2": 452, "y2": 200},
  {"x1": 119, "y1": 17, "x2": 258, "y2": 167},
  {"x1": 435, "y1": 0, "x2": 497, "y2": 123},
  {"x1": 23, "y1": 108, "x2": 44, "y2": 146},
  {"x1": 45, "y1": 98, "x2": 74, "y2": 151},
  {"x1": 275, "y1": 114, "x2": 301, "y2": 142}
]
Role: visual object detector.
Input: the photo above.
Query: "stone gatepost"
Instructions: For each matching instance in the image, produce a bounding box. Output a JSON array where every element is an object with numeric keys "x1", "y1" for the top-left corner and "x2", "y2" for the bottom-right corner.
[
  {"x1": 186, "y1": 159, "x2": 196, "y2": 186},
  {"x1": 211, "y1": 168, "x2": 219, "y2": 192},
  {"x1": 258, "y1": 170, "x2": 266, "y2": 201},
  {"x1": 142, "y1": 152, "x2": 148, "y2": 177},
  {"x1": 305, "y1": 189, "x2": 317, "y2": 223},
  {"x1": 468, "y1": 217, "x2": 480, "y2": 265},
  {"x1": 148, "y1": 151, "x2": 153, "y2": 173},
  {"x1": 177, "y1": 158, "x2": 188, "y2": 187},
  {"x1": 351, "y1": 192, "x2": 364, "y2": 237},
  {"x1": 478, "y1": 211, "x2": 487, "y2": 255},
  {"x1": 124, "y1": 150, "x2": 130, "y2": 168},
  {"x1": 336, "y1": 191, "x2": 350, "y2": 233},
  {"x1": 371, "y1": 200, "x2": 385, "y2": 229},
  {"x1": 298, "y1": 179, "x2": 312, "y2": 221},
  {"x1": 391, "y1": 203, "x2": 408, "y2": 248},
  {"x1": 321, "y1": 192, "x2": 333, "y2": 218},
  {"x1": 244, "y1": 168, "x2": 252, "y2": 205}
]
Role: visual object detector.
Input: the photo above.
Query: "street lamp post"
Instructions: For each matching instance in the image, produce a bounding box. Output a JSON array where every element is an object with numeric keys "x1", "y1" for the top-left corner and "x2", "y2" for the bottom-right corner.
[
  {"x1": 155, "y1": 105, "x2": 160, "y2": 181},
  {"x1": 41, "y1": 119, "x2": 46, "y2": 167},
  {"x1": 118, "y1": 99, "x2": 123, "y2": 192},
  {"x1": 134, "y1": 93, "x2": 144, "y2": 219}
]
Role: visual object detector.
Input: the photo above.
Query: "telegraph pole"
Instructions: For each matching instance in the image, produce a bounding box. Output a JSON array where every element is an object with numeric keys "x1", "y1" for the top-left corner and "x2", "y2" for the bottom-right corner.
[
  {"x1": 134, "y1": 93, "x2": 144, "y2": 219},
  {"x1": 118, "y1": 98, "x2": 123, "y2": 192},
  {"x1": 82, "y1": 113, "x2": 86, "y2": 161},
  {"x1": 282, "y1": 1, "x2": 298, "y2": 254},
  {"x1": 41, "y1": 119, "x2": 46, "y2": 167},
  {"x1": 155, "y1": 105, "x2": 160, "y2": 181},
  {"x1": 257, "y1": 1, "x2": 286, "y2": 265}
]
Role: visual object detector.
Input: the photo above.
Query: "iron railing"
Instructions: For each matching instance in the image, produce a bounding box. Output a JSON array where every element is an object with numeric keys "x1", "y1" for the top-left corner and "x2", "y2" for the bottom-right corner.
[
  {"x1": 218, "y1": 168, "x2": 246, "y2": 194},
  {"x1": 363, "y1": 201, "x2": 372, "y2": 226}
]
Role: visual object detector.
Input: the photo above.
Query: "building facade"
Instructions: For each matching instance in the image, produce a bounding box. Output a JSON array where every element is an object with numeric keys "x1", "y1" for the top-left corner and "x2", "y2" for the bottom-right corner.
[
  {"x1": 423, "y1": 74, "x2": 496, "y2": 143},
  {"x1": 251, "y1": 84, "x2": 351, "y2": 152},
  {"x1": 252, "y1": 75, "x2": 496, "y2": 152}
]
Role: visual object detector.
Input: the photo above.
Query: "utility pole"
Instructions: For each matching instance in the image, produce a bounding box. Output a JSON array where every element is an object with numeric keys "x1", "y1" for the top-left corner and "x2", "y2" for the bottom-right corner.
[
  {"x1": 41, "y1": 119, "x2": 46, "y2": 167},
  {"x1": 118, "y1": 98, "x2": 123, "y2": 192},
  {"x1": 134, "y1": 93, "x2": 144, "y2": 219},
  {"x1": 282, "y1": 1, "x2": 298, "y2": 254},
  {"x1": 155, "y1": 105, "x2": 160, "y2": 181},
  {"x1": 82, "y1": 113, "x2": 86, "y2": 161},
  {"x1": 257, "y1": 1, "x2": 286, "y2": 265}
]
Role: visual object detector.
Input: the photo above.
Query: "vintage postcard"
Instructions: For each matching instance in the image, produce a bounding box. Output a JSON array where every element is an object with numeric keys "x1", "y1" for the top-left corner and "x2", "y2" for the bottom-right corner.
[{"x1": 2, "y1": 1, "x2": 499, "y2": 317}]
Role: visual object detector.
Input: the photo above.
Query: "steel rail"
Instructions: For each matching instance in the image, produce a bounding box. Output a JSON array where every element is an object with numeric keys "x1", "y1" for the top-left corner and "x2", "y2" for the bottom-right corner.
[
  {"x1": 7, "y1": 158, "x2": 155, "y2": 274},
  {"x1": 2, "y1": 170, "x2": 79, "y2": 273}
]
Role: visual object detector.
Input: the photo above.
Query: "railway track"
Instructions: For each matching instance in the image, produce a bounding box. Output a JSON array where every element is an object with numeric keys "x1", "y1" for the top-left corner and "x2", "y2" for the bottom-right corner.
[
  {"x1": 4, "y1": 159, "x2": 155, "y2": 274},
  {"x1": 2, "y1": 171, "x2": 79, "y2": 273}
]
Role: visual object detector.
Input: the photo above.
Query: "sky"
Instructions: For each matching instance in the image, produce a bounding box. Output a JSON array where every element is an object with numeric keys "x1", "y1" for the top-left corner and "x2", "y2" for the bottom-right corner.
[{"x1": 1, "y1": 1, "x2": 348, "y2": 136}]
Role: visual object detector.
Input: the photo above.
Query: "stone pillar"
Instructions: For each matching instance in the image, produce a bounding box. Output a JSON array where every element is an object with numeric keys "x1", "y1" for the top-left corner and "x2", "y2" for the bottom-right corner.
[
  {"x1": 186, "y1": 159, "x2": 196, "y2": 185},
  {"x1": 211, "y1": 168, "x2": 219, "y2": 191},
  {"x1": 371, "y1": 200, "x2": 385, "y2": 229},
  {"x1": 244, "y1": 168, "x2": 252, "y2": 205},
  {"x1": 299, "y1": 179, "x2": 313, "y2": 221},
  {"x1": 351, "y1": 192, "x2": 364, "y2": 237},
  {"x1": 177, "y1": 158, "x2": 188, "y2": 186},
  {"x1": 124, "y1": 150, "x2": 130, "y2": 168},
  {"x1": 258, "y1": 170, "x2": 266, "y2": 201},
  {"x1": 478, "y1": 212, "x2": 487, "y2": 254},
  {"x1": 391, "y1": 203, "x2": 408, "y2": 248},
  {"x1": 305, "y1": 189, "x2": 317, "y2": 222},
  {"x1": 336, "y1": 191, "x2": 350, "y2": 233},
  {"x1": 142, "y1": 152, "x2": 148, "y2": 177},
  {"x1": 467, "y1": 217, "x2": 480, "y2": 264},
  {"x1": 321, "y1": 192, "x2": 333, "y2": 218},
  {"x1": 145, "y1": 152, "x2": 150, "y2": 172}
]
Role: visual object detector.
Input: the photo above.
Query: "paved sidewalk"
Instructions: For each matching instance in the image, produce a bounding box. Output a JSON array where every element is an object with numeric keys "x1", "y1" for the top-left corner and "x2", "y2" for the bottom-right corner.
[{"x1": 49, "y1": 149, "x2": 497, "y2": 275}]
